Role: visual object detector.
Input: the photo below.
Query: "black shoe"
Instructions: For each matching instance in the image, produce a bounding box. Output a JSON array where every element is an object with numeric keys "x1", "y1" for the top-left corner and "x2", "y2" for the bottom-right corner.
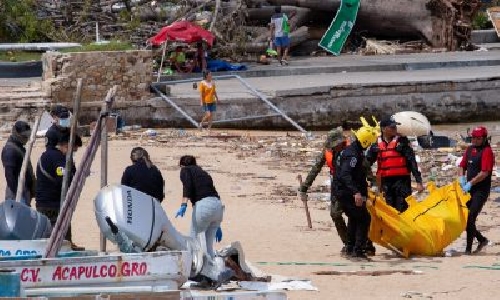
[
  {"x1": 342, "y1": 245, "x2": 353, "y2": 256},
  {"x1": 350, "y1": 252, "x2": 369, "y2": 261},
  {"x1": 474, "y1": 238, "x2": 489, "y2": 254},
  {"x1": 464, "y1": 250, "x2": 472, "y2": 255},
  {"x1": 365, "y1": 246, "x2": 376, "y2": 256}
]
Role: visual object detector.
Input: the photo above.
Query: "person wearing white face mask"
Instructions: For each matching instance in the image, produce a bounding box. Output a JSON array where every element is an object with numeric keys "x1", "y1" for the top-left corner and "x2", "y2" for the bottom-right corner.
[{"x1": 46, "y1": 105, "x2": 72, "y2": 150}]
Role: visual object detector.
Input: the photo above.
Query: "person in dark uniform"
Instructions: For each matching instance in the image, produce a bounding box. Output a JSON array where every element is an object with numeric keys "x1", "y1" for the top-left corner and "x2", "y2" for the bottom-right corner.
[
  {"x1": 336, "y1": 126, "x2": 378, "y2": 260},
  {"x1": 36, "y1": 132, "x2": 83, "y2": 250},
  {"x1": 366, "y1": 116, "x2": 424, "y2": 213},
  {"x1": 458, "y1": 126, "x2": 494, "y2": 254},
  {"x1": 121, "y1": 147, "x2": 165, "y2": 202},
  {"x1": 1, "y1": 121, "x2": 36, "y2": 206},
  {"x1": 299, "y1": 127, "x2": 348, "y2": 252},
  {"x1": 46, "y1": 105, "x2": 71, "y2": 150}
]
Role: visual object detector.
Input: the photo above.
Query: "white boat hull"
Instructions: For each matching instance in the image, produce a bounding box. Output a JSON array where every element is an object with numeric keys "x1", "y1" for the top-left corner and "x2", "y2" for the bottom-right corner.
[{"x1": 0, "y1": 251, "x2": 191, "y2": 292}]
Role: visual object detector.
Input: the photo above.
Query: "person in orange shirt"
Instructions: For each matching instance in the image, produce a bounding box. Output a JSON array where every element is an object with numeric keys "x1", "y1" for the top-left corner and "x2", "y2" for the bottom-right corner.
[{"x1": 198, "y1": 71, "x2": 219, "y2": 130}]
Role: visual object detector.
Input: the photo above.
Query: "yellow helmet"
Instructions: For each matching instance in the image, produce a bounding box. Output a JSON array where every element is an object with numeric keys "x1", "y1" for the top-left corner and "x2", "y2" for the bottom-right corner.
[
  {"x1": 360, "y1": 116, "x2": 381, "y2": 136},
  {"x1": 354, "y1": 126, "x2": 378, "y2": 149}
]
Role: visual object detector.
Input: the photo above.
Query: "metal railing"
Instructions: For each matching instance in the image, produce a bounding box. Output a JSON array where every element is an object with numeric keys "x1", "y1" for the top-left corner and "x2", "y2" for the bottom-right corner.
[{"x1": 151, "y1": 74, "x2": 306, "y2": 133}]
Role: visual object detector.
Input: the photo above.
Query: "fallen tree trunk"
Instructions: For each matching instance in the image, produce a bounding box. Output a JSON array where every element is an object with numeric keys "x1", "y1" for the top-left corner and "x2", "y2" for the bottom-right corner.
[
  {"x1": 264, "y1": 0, "x2": 479, "y2": 50},
  {"x1": 243, "y1": 26, "x2": 309, "y2": 52}
]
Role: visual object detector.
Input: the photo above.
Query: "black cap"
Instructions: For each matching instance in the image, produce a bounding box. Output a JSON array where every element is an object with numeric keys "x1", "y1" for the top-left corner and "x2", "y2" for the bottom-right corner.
[
  {"x1": 58, "y1": 132, "x2": 82, "y2": 146},
  {"x1": 50, "y1": 105, "x2": 70, "y2": 118},
  {"x1": 13, "y1": 121, "x2": 31, "y2": 133},
  {"x1": 380, "y1": 116, "x2": 401, "y2": 128}
]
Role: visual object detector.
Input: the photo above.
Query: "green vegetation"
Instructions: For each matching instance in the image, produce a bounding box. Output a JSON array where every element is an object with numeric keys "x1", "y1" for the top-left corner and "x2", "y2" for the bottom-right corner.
[
  {"x1": 472, "y1": 12, "x2": 493, "y2": 30},
  {"x1": 0, "y1": 51, "x2": 42, "y2": 62},
  {"x1": 0, "y1": 0, "x2": 53, "y2": 42}
]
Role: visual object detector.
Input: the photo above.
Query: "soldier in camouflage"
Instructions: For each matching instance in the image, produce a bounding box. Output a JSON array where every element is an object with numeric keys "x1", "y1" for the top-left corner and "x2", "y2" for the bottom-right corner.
[{"x1": 299, "y1": 127, "x2": 348, "y2": 251}]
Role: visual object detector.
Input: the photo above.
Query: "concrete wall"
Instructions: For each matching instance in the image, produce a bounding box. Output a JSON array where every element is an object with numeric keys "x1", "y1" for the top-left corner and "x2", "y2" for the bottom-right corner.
[
  {"x1": 83, "y1": 76, "x2": 500, "y2": 130},
  {"x1": 41, "y1": 50, "x2": 153, "y2": 106}
]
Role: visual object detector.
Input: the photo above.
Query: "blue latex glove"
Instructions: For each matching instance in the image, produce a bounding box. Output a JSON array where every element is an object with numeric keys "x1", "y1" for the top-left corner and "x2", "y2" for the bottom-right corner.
[
  {"x1": 459, "y1": 176, "x2": 467, "y2": 187},
  {"x1": 176, "y1": 203, "x2": 187, "y2": 218},
  {"x1": 462, "y1": 182, "x2": 472, "y2": 193},
  {"x1": 215, "y1": 227, "x2": 223, "y2": 243}
]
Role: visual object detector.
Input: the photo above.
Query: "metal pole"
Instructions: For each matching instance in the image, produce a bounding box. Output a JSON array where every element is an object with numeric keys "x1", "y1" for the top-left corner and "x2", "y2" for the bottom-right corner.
[
  {"x1": 15, "y1": 112, "x2": 42, "y2": 202},
  {"x1": 157, "y1": 41, "x2": 167, "y2": 82},
  {"x1": 61, "y1": 78, "x2": 83, "y2": 207},
  {"x1": 211, "y1": 113, "x2": 281, "y2": 124},
  {"x1": 151, "y1": 85, "x2": 199, "y2": 128},
  {"x1": 99, "y1": 96, "x2": 112, "y2": 253},
  {"x1": 234, "y1": 75, "x2": 307, "y2": 133}
]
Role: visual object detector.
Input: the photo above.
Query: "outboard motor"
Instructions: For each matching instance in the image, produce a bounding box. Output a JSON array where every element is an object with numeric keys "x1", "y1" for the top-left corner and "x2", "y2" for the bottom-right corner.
[
  {"x1": 94, "y1": 185, "x2": 231, "y2": 283},
  {"x1": 0, "y1": 200, "x2": 52, "y2": 240}
]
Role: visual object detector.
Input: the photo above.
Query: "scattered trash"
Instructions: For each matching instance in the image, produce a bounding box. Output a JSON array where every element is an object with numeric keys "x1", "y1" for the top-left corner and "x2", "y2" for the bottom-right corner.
[
  {"x1": 400, "y1": 291, "x2": 432, "y2": 298},
  {"x1": 144, "y1": 129, "x2": 157, "y2": 137}
]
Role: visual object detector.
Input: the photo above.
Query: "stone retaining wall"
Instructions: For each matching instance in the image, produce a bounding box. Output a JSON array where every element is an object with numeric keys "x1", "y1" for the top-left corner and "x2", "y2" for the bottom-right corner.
[{"x1": 41, "y1": 50, "x2": 153, "y2": 106}]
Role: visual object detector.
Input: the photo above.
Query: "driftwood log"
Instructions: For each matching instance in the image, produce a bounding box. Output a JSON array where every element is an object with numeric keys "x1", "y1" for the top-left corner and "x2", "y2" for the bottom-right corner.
[{"x1": 33, "y1": 0, "x2": 481, "y2": 57}]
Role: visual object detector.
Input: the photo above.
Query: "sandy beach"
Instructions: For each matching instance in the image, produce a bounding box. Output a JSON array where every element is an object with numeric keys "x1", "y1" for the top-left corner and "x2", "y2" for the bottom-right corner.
[{"x1": 0, "y1": 123, "x2": 499, "y2": 299}]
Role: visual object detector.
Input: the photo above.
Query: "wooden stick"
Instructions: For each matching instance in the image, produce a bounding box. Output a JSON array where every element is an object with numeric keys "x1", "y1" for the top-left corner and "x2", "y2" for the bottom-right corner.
[
  {"x1": 60, "y1": 78, "x2": 83, "y2": 207},
  {"x1": 15, "y1": 113, "x2": 42, "y2": 203},
  {"x1": 297, "y1": 174, "x2": 312, "y2": 228},
  {"x1": 99, "y1": 90, "x2": 113, "y2": 253},
  {"x1": 45, "y1": 86, "x2": 117, "y2": 258}
]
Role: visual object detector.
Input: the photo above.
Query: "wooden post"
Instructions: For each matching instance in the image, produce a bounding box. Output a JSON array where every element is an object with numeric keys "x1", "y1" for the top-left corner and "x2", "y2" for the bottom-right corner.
[
  {"x1": 15, "y1": 113, "x2": 42, "y2": 203},
  {"x1": 296, "y1": 174, "x2": 312, "y2": 228},
  {"x1": 100, "y1": 98, "x2": 112, "y2": 252},
  {"x1": 60, "y1": 79, "x2": 83, "y2": 207}
]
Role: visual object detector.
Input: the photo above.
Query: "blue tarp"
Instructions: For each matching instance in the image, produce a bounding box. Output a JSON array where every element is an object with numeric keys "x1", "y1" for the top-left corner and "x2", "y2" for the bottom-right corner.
[{"x1": 206, "y1": 59, "x2": 247, "y2": 72}]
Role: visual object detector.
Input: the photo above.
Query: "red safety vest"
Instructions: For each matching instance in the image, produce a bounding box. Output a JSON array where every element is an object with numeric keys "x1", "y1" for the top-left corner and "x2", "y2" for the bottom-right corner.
[
  {"x1": 376, "y1": 136, "x2": 410, "y2": 177},
  {"x1": 325, "y1": 140, "x2": 349, "y2": 175}
]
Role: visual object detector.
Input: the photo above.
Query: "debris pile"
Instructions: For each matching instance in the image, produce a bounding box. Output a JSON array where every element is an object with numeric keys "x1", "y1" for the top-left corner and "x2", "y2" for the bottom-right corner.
[{"x1": 33, "y1": 0, "x2": 482, "y2": 58}]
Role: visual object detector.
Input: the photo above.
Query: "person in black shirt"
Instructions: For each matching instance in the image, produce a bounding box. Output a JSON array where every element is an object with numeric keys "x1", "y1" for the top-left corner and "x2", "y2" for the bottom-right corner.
[
  {"x1": 121, "y1": 147, "x2": 164, "y2": 202},
  {"x1": 46, "y1": 105, "x2": 71, "y2": 150},
  {"x1": 175, "y1": 155, "x2": 223, "y2": 258},
  {"x1": 336, "y1": 126, "x2": 378, "y2": 260},
  {"x1": 1, "y1": 121, "x2": 35, "y2": 205},
  {"x1": 36, "y1": 132, "x2": 83, "y2": 250}
]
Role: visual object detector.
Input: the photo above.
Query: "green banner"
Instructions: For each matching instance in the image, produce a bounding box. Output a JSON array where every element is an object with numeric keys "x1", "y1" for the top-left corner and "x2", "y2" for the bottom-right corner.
[{"x1": 318, "y1": 0, "x2": 360, "y2": 56}]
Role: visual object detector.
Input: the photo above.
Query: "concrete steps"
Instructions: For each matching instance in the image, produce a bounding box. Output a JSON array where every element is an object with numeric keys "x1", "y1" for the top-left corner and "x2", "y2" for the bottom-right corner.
[{"x1": 0, "y1": 80, "x2": 48, "y2": 124}]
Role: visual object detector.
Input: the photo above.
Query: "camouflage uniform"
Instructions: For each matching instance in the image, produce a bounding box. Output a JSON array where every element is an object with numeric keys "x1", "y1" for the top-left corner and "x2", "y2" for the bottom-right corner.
[{"x1": 299, "y1": 127, "x2": 348, "y2": 244}]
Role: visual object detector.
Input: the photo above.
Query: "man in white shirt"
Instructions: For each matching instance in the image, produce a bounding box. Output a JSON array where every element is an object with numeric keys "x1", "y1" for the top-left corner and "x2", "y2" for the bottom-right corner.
[{"x1": 270, "y1": 6, "x2": 290, "y2": 65}]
